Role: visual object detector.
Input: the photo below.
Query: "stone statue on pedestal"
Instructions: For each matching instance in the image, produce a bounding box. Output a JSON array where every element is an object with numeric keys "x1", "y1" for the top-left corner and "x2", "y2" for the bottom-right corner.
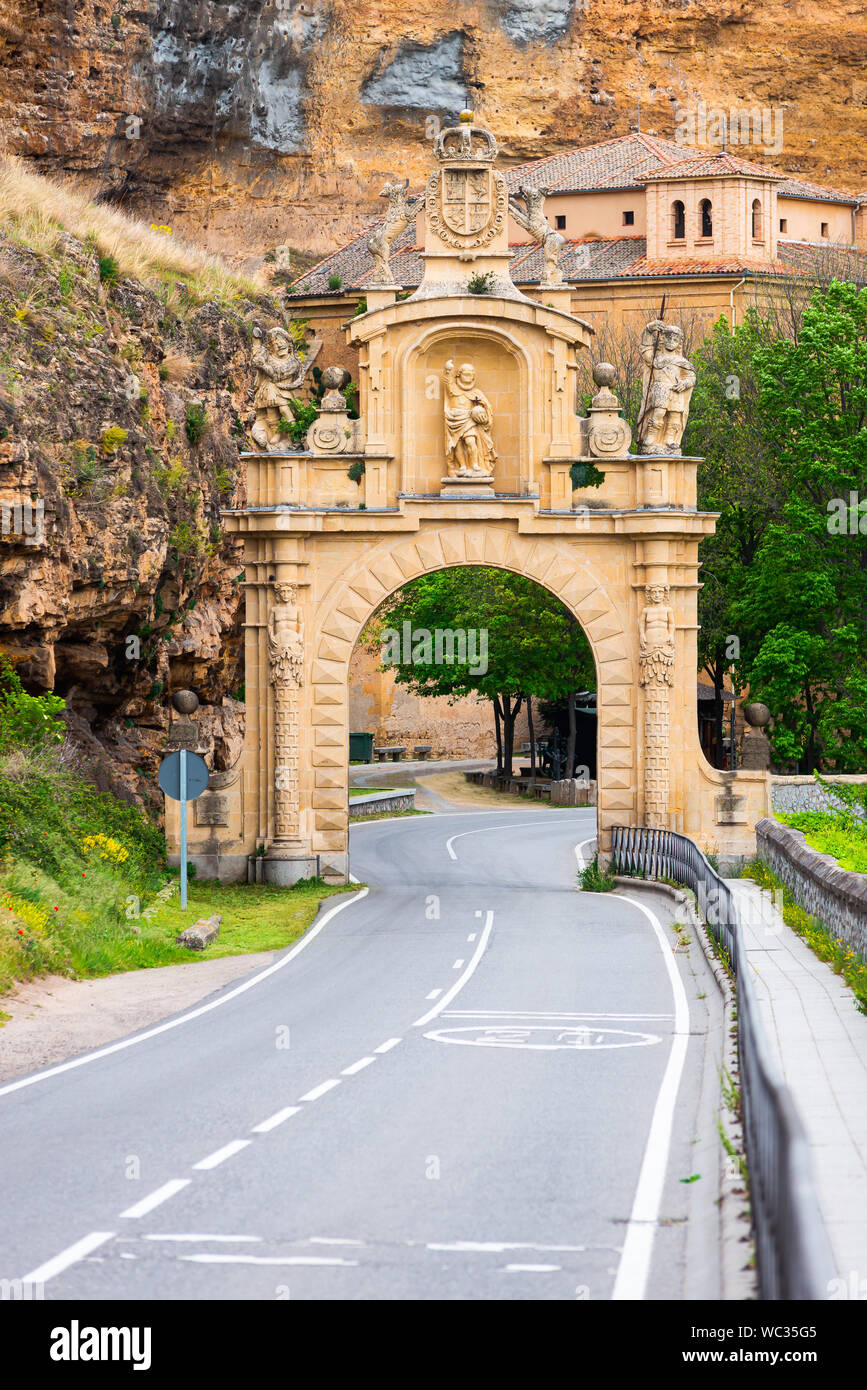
[
  {"x1": 442, "y1": 359, "x2": 497, "y2": 478},
  {"x1": 637, "y1": 320, "x2": 696, "y2": 455},
  {"x1": 250, "y1": 325, "x2": 320, "y2": 451},
  {"x1": 367, "y1": 181, "x2": 421, "y2": 285}
]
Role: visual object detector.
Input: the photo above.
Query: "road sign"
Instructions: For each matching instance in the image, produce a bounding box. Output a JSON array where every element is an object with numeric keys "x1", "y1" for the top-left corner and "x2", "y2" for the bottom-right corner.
[
  {"x1": 158, "y1": 750, "x2": 209, "y2": 801},
  {"x1": 158, "y1": 749, "x2": 209, "y2": 910}
]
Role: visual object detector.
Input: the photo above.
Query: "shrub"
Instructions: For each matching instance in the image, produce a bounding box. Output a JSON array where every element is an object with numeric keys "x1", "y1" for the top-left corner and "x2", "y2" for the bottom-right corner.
[
  {"x1": 578, "y1": 854, "x2": 616, "y2": 892},
  {"x1": 98, "y1": 254, "x2": 119, "y2": 286},
  {"x1": 348, "y1": 460, "x2": 365, "y2": 484},
  {"x1": 185, "y1": 402, "x2": 208, "y2": 445},
  {"x1": 327, "y1": 273, "x2": 342, "y2": 291},
  {"x1": 467, "y1": 271, "x2": 495, "y2": 295},
  {"x1": 101, "y1": 425, "x2": 128, "y2": 455},
  {"x1": 0, "y1": 658, "x2": 65, "y2": 751}
]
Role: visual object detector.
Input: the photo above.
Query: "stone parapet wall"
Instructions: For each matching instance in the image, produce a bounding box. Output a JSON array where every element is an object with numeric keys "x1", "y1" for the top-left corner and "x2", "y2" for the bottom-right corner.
[
  {"x1": 756, "y1": 817, "x2": 867, "y2": 957},
  {"x1": 349, "y1": 788, "x2": 415, "y2": 817},
  {"x1": 770, "y1": 775, "x2": 867, "y2": 819}
]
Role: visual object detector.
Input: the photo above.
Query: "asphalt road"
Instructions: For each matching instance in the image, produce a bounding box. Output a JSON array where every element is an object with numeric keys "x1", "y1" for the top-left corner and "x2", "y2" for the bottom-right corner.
[{"x1": 0, "y1": 807, "x2": 724, "y2": 1301}]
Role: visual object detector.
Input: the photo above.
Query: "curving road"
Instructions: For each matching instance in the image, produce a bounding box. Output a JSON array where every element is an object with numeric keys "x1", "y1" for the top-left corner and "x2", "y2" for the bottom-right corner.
[{"x1": 0, "y1": 807, "x2": 725, "y2": 1301}]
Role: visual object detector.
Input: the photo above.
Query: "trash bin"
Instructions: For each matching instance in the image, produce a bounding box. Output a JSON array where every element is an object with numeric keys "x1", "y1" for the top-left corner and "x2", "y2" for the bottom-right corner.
[{"x1": 349, "y1": 731, "x2": 374, "y2": 763}]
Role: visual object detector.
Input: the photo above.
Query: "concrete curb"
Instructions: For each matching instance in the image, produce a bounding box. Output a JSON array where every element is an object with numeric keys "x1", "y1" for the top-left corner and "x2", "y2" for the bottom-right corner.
[{"x1": 614, "y1": 875, "x2": 756, "y2": 1301}]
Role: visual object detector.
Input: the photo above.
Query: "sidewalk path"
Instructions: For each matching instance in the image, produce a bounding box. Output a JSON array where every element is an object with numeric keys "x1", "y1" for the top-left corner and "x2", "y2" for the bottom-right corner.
[{"x1": 730, "y1": 878, "x2": 867, "y2": 1282}]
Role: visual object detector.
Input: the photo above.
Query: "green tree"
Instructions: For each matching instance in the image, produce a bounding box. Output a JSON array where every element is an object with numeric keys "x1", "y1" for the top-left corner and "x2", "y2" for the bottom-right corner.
[
  {"x1": 372, "y1": 568, "x2": 595, "y2": 776},
  {"x1": 734, "y1": 281, "x2": 867, "y2": 768}
]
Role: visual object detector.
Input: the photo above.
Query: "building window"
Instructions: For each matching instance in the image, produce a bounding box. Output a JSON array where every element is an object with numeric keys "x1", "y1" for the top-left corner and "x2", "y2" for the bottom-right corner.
[
  {"x1": 700, "y1": 198, "x2": 713, "y2": 238},
  {"x1": 555, "y1": 214, "x2": 566, "y2": 231},
  {"x1": 821, "y1": 221, "x2": 829, "y2": 238},
  {"x1": 779, "y1": 217, "x2": 787, "y2": 233},
  {"x1": 672, "y1": 200, "x2": 685, "y2": 240},
  {"x1": 751, "y1": 198, "x2": 762, "y2": 239},
  {"x1": 623, "y1": 209, "x2": 634, "y2": 226}
]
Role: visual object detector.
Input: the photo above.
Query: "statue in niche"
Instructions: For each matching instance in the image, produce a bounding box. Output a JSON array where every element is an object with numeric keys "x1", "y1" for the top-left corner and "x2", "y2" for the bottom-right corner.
[
  {"x1": 508, "y1": 185, "x2": 566, "y2": 286},
  {"x1": 637, "y1": 320, "x2": 696, "y2": 455},
  {"x1": 367, "y1": 181, "x2": 421, "y2": 285},
  {"x1": 639, "y1": 584, "x2": 675, "y2": 686},
  {"x1": 268, "y1": 581, "x2": 304, "y2": 687},
  {"x1": 250, "y1": 325, "x2": 319, "y2": 450},
  {"x1": 442, "y1": 360, "x2": 497, "y2": 478}
]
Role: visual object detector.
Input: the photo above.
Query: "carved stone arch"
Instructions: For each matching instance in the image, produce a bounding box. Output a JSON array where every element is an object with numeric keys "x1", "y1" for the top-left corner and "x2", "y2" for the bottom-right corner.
[{"x1": 311, "y1": 525, "x2": 637, "y2": 854}]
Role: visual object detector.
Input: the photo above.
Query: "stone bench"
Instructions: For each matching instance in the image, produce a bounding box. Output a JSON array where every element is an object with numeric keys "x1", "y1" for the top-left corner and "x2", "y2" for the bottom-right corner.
[
  {"x1": 413, "y1": 745, "x2": 432, "y2": 759},
  {"x1": 374, "y1": 746, "x2": 406, "y2": 762}
]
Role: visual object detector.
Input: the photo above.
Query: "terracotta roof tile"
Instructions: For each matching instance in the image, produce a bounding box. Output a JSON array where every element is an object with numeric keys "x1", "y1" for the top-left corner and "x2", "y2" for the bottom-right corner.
[{"x1": 641, "y1": 151, "x2": 783, "y2": 182}]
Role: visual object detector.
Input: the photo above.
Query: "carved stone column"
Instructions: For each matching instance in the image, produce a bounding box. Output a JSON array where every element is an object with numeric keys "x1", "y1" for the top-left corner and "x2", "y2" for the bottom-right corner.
[
  {"x1": 265, "y1": 581, "x2": 317, "y2": 883},
  {"x1": 639, "y1": 583, "x2": 675, "y2": 829}
]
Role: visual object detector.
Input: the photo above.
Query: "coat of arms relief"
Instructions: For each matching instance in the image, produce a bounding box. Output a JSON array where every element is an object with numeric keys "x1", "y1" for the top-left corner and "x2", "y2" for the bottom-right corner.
[{"x1": 426, "y1": 121, "x2": 507, "y2": 250}]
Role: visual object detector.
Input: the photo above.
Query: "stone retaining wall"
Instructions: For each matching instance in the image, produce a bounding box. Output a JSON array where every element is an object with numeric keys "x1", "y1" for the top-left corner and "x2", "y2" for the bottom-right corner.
[
  {"x1": 770, "y1": 775, "x2": 867, "y2": 819},
  {"x1": 756, "y1": 817, "x2": 867, "y2": 957},
  {"x1": 349, "y1": 788, "x2": 416, "y2": 817}
]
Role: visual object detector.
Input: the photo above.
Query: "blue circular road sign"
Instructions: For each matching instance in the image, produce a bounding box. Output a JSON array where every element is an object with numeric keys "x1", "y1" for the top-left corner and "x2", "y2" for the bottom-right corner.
[{"x1": 158, "y1": 749, "x2": 210, "y2": 801}]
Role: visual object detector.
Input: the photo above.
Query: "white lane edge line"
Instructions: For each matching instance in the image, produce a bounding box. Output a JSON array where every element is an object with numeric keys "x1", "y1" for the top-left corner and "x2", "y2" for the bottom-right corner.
[
  {"x1": 374, "y1": 1038, "x2": 402, "y2": 1053},
  {"x1": 573, "y1": 836, "x2": 596, "y2": 873},
  {"x1": 193, "y1": 1139, "x2": 251, "y2": 1171},
  {"x1": 21, "y1": 1230, "x2": 115, "y2": 1285},
  {"x1": 120, "y1": 1178, "x2": 191, "y2": 1220},
  {"x1": 413, "y1": 910, "x2": 494, "y2": 1027},
  {"x1": 299, "y1": 1078, "x2": 341, "y2": 1102},
  {"x1": 341, "y1": 1056, "x2": 376, "y2": 1075},
  {"x1": 501, "y1": 1263, "x2": 562, "y2": 1273},
  {"x1": 610, "y1": 892, "x2": 691, "y2": 1302},
  {"x1": 0, "y1": 888, "x2": 370, "y2": 1100},
  {"x1": 144, "y1": 1234, "x2": 262, "y2": 1242},
  {"x1": 251, "y1": 1106, "x2": 301, "y2": 1134},
  {"x1": 446, "y1": 818, "x2": 585, "y2": 861}
]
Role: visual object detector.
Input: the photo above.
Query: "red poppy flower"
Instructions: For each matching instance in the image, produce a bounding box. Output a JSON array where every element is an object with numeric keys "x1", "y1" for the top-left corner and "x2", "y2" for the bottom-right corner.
[
  {"x1": 53, "y1": 906, "x2": 59, "y2": 911},
  {"x1": 17, "y1": 928, "x2": 24, "y2": 936}
]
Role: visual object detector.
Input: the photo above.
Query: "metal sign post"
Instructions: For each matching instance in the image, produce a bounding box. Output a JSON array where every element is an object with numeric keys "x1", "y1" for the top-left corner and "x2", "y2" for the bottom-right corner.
[{"x1": 158, "y1": 748, "x2": 210, "y2": 911}]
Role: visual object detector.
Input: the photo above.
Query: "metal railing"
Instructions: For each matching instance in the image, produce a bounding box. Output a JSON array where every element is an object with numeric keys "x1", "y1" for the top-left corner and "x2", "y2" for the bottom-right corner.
[{"x1": 611, "y1": 824, "x2": 836, "y2": 1301}]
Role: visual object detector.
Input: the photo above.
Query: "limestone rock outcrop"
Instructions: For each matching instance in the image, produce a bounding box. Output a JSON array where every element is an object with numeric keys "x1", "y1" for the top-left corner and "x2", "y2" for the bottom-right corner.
[{"x1": 0, "y1": 1, "x2": 863, "y2": 262}]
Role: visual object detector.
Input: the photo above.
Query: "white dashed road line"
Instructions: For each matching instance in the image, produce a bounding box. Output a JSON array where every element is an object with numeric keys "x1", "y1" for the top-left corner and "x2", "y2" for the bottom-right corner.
[
  {"x1": 251, "y1": 1105, "x2": 301, "y2": 1134},
  {"x1": 426, "y1": 988, "x2": 443, "y2": 1000},
  {"x1": 180, "y1": 1254, "x2": 358, "y2": 1267},
  {"x1": 193, "y1": 1140, "x2": 251, "y2": 1171},
  {"x1": 452, "y1": 959, "x2": 465, "y2": 969},
  {"x1": 342, "y1": 1056, "x2": 376, "y2": 1075},
  {"x1": 374, "y1": 1038, "x2": 402, "y2": 1054},
  {"x1": 120, "y1": 1179, "x2": 191, "y2": 1220},
  {"x1": 22, "y1": 1231, "x2": 115, "y2": 1286},
  {"x1": 299, "y1": 1079, "x2": 341, "y2": 1102},
  {"x1": 413, "y1": 911, "x2": 495, "y2": 1028}
]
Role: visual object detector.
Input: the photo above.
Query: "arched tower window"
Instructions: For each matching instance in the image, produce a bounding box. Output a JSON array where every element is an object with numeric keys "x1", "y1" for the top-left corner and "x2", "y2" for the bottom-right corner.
[
  {"x1": 700, "y1": 198, "x2": 713, "y2": 238},
  {"x1": 672, "y1": 200, "x2": 685, "y2": 240},
  {"x1": 751, "y1": 198, "x2": 762, "y2": 239}
]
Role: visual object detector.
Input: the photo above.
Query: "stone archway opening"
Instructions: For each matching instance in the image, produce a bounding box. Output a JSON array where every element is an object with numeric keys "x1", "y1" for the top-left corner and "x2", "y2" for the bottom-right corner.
[{"x1": 347, "y1": 563, "x2": 599, "y2": 789}]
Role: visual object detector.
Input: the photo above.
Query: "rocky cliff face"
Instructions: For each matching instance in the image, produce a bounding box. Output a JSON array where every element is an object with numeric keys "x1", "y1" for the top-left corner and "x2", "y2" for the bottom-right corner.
[
  {"x1": 0, "y1": 213, "x2": 289, "y2": 812},
  {"x1": 1, "y1": 1, "x2": 863, "y2": 264}
]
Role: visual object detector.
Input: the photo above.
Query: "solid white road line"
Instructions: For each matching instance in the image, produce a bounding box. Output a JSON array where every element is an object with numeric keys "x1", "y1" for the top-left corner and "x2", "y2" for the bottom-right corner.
[
  {"x1": 309, "y1": 1237, "x2": 365, "y2": 1246},
  {"x1": 193, "y1": 1139, "x2": 251, "y2": 1171},
  {"x1": 144, "y1": 1234, "x2": 262, "y2": 1242},
  {"x1": 446, "y1": 817, "x2": 585, "y2": 860},
  {"x1": 299, "y1": 1079, "x2": 341, "y2": 1102},
  {"x1": 502, "y1": 1263, "x2": 561, "y2": 1273},
  {"x1": 341, "y1": 1056, "x2": 376, "y2": 1075},
  {"x1": 610, "y1": 893, "x2": 691, "y2": 1302},
  {"x1": 374, "y1": 1038, "x2": 402, "y2": 1053},
  {"x1": 413, "y1": 911, "x2": 494, "y2": 1028},
  {"x1": 0, "y1": 888, "x2": 370, "y2": 1100},
  {"x1": 427, "y1": 1241, "x2": 589, "y2": 1253},
  {"x1": 181, "y1": 1254, "x2": 358, "y2": 1267},
  {"x1": 573, "y1": 836, "x2": 596, "y2": 873},
  {"x1": 120, "y1": 1179, "x2": 191, "y2": 1219},
  {"x1": 22, "y1": 1230, "x2": 115, "y2": 1285},
  {"x1": 443, "y1": 1009, "x2": 676, "y2": 1020},
  {"x1": 251, "y1": 1105, "x2": 301, "y2": 1134}
]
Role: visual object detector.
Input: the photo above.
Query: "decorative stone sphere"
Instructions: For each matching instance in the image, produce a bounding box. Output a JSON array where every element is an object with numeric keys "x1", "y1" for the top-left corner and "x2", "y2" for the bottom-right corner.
[
  {"x1": 743, "y1": 701, "x2": 771, "y2": 728},
  {"x1": 321, "y1": 365, "x2": 351, "y2": 392},
  {"x1": 592, "y1": 361, "x2": 616, "y2": 390},
  {"x1": 172, "y1": 689, "x2": 200, "y2": 715}
]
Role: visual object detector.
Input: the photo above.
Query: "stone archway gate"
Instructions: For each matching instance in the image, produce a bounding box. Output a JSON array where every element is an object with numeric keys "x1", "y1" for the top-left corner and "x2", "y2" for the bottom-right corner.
[{"x1": 165, "y1": 118, "x2": 770, "y2": 882}]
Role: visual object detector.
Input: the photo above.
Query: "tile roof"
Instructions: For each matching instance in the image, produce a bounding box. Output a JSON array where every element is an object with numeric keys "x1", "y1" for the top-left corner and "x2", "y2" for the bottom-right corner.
[
  {"x1": 286, "y1": 133, "x2": 865, "y2": 299},
  {"x1": 641, "y1": 151, "x2": 783, "y2": 182}
]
